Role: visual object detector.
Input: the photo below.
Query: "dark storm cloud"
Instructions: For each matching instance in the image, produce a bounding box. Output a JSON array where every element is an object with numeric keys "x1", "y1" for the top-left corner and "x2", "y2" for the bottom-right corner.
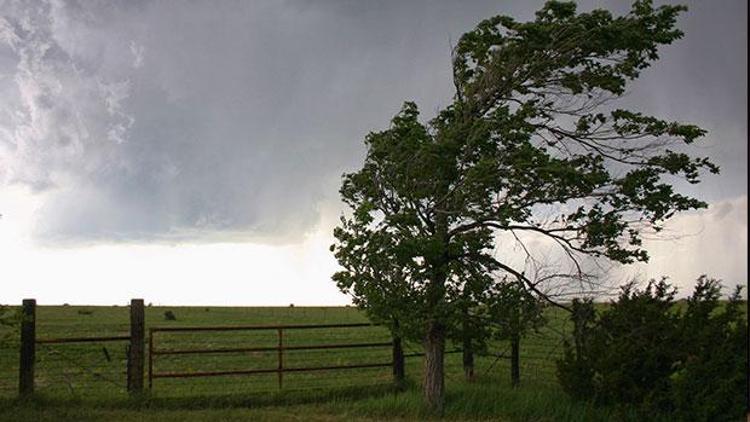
[
  {"x1": 626, "y1": 0, "x2": 747, "y2": 201},
  {"x1": 0, "y1": 0, "x2": 745, "y2": 243}
]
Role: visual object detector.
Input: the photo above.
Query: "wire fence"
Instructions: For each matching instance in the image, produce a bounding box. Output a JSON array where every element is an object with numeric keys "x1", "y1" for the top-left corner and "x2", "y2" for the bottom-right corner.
[
  {"x1": 34, "y1": 341, "x2": 129, "y2": 398},
  {"x1": 0, "y1": 304, "x2": 572, "y2": 400}
]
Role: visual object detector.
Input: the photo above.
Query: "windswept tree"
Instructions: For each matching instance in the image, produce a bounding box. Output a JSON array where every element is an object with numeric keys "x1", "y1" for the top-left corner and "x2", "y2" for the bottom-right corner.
[{"x1": 331, "y1": 0, "x2": 717, "y2": 412}]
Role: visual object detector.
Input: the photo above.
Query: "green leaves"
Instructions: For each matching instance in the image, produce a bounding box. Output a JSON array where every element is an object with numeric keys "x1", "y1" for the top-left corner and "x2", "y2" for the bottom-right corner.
[
  {"x1": 453, "y1": 0, "x2": 689, "y2": 104},
  {"x1": 331, "y1": 0, "x2": 716, "y2": 348},
  {"x1": 557, "y1": 277, "x2": 748, "y2": 420}
]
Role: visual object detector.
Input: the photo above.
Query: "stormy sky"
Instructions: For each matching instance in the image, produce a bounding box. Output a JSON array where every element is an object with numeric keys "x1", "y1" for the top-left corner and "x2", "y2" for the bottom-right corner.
[{"x1": 0, "y1": 0, "x2": 746, "y2": 305}]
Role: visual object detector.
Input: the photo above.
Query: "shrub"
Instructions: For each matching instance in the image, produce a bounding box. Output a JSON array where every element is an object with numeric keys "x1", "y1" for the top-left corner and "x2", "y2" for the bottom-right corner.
[
  {"x1": 556, "y1": 299, "x2": 596, "y2": 400},
  {"x1": 557, "y1": 276, "x2": 747, "y2": 420},
  {"x1": 670, "y1": 277, "x2": 747, "y2": 420},
  {"x1": 164, "y1": 310, "x2": 177, "y2": 321},
  {"x1": 77, "y1": 308, "x2": 94, "y2": 315}
]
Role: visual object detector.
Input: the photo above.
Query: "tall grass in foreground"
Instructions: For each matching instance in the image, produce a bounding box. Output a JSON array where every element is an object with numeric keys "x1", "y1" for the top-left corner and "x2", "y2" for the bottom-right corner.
[{"x1": 0, "y1": 371, "x2": 665, "y2": 421}]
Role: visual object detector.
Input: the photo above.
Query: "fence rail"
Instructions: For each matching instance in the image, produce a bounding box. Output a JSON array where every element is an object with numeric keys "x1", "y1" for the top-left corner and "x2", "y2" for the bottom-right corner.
[
  {"x1": 149, "y1": 322, "x2": 376, "y2": 332},
  {"x1": 147, "y1": 322, "x2": 402, "y2": 390},
  {"x1": 152, "y1": 341, "x2": 393, "y2": 356},
  {"x1": 36, "y1": 335, "x2": 131, "y2": 344},
  {"x1": 151, "y1": 362, "x2": 394, "y2": 380}
]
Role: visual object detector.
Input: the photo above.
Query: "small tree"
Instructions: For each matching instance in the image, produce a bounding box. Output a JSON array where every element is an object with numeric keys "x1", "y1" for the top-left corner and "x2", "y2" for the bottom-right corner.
[
  {"x1": 332, "y1": 0, "x2": 716, "y2": 411},
  {"x1": 485, "y1": 278, "x2": 546, "y2": 386}
]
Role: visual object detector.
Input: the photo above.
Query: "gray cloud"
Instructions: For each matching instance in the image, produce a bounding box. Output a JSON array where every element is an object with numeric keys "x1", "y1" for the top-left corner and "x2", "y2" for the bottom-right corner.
[{"x1": 0, "y1": 0, "x2": 745, "y2": 244}]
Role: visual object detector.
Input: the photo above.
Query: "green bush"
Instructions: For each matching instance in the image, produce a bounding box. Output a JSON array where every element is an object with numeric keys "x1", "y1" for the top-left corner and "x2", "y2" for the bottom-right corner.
[
  {"x1": 670, "y1": 277, "x2": 747, "y2": 421},
  {"x1": 557, "y1": 276, "x2": 747, "y2": 420},
  {"x1": 556, "y1": 299, "x2": 596, "y2": 401}
]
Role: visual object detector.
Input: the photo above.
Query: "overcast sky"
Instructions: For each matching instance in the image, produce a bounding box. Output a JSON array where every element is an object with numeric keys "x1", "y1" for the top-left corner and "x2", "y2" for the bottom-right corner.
[{"x1": 0, "y1": 0, "x2": 746, "y2": 305}]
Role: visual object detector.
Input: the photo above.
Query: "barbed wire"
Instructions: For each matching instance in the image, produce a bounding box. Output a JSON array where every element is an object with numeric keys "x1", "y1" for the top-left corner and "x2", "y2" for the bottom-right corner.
[
  {"x1": 0, "y1": 313, "x2": 569, "y2": 398},
  {"x1": 36, "y1": 344, "x2": 127, "y2": 394}
]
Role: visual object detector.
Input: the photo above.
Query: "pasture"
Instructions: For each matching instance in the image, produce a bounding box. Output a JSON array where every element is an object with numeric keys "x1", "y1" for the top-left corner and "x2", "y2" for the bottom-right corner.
[{"x1": 0, "y1": 304, "x2": 645, "y2": 420}]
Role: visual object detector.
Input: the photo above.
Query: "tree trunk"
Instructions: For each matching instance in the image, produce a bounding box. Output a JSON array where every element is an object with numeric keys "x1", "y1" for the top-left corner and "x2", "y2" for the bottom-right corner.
[
  {"x1": 461, "y1": 304, "x2": 474, "y2": 381},
  {"x1": 462, "y1": 316, "x2": 474, "y2": 381},
  {"x1": 510, "y1": 305, "x2": 520, "y2": 387},
  {"x1": 462, "y1": 338, "x2": 474, "y2": 381},
  {"x1": 392, "y1": 319, "x2": 405, "y2": 389},
  {"x1": 511, "y1": 332, "x2": 520, "y2": 387},
  {"x1": 423, "y1": 184, "x2": 449, "y2": 413},
  {"x1": 423, "y1": 320, "x2": 445, "y2": 414}
]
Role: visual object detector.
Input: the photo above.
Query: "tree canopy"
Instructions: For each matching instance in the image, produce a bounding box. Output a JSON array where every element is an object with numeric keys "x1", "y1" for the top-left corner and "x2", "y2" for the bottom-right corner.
[{"x1": 331, "y1": 0, "x2": 716, "y2": 411}]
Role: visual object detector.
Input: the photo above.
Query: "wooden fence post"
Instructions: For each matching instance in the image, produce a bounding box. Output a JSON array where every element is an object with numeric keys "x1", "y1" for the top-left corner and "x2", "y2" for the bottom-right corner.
[
  {"x1": 392, "y1": 320, "x2": 405, "y2": 388},
  {"x1": 127, "y1": 299, "x2": 145, "y2": 394},
  {"x1": 148, "y1": 328, "x2": 154, "y2": 390},
  {"x1": 510, "y1": 333, "x2": 520, "y2": 387},
  {"x1": 19, "y1": 299, "x2": 36, "y2": 397},
  {"x1": 277, "y1": 328, "x2": 284, "y2": 390}
]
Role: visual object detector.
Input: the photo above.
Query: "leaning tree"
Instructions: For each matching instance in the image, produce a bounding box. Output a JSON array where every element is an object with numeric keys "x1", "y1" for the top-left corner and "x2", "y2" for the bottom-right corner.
[{"x1": 331, "y1": 0, "x2": 717, "y2": 412}]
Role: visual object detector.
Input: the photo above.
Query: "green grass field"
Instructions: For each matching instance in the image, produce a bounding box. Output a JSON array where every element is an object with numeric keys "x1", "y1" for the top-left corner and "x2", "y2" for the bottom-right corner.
[{"x1": 0, "y1": 305, "x2": 651, "y2": 421}]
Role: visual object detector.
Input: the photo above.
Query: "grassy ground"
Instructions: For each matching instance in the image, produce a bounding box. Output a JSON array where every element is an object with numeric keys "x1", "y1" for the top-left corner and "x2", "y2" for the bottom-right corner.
[
  {"x1": 0, "y1": 304, "x2": 629, "y2": 421},
  {"x1": 0, "y1": 381, "x2": 637, "y2": 421}
]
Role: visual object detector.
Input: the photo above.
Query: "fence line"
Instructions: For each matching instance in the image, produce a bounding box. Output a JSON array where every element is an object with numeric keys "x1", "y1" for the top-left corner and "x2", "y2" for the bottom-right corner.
[
  {"x1": 147, "y1": 322, "x2": 402, "y2": 390},
  {"x1": 6, "y1": 299, "x2": 566, "y2": 399}
]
